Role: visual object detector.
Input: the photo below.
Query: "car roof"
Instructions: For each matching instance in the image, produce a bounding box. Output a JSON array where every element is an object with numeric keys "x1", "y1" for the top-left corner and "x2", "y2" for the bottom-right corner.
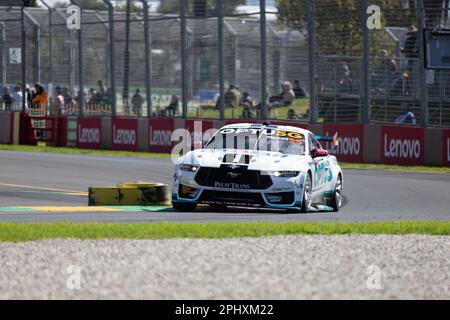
[{"x1": 220, "y1": 123, "x2": 312, "y2": 135}]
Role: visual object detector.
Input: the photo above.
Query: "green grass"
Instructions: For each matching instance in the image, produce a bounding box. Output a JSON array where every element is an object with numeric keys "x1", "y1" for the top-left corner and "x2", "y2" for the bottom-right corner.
[
  {"x1": 0, "y1": 143, "x2": 171, "y2": 159},
  {"x1": 340, "y1": 162, "x2": 450, "y2": 173},
  {"x1": 187, "y1": 98, "x2": 310, "y2": 119},
  {"x1": 1, "y1": 143, "x2": 449, "y2": 173},
  {"x1": 0, "y1": 221, "x2": 448, "y2": 242}
]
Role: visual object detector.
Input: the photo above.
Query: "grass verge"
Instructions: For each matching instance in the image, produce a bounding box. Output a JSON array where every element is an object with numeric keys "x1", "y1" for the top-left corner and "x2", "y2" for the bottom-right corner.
[
  {"x1": 0, "y1": 144, "x2": 171, "y2": 159},
  {"x1": 1, "y1": 143, "x2": 449, "y2": 173},
  {"x1": 0, "y1": 221, "x2": 448, "y2": 242}
]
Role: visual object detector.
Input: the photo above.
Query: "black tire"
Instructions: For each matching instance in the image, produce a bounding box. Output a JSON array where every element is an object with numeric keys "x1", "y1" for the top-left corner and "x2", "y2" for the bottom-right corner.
[
  {"x1": 329, "y1": 175, "x2": 343, "y2": 212},
  {"x1": 172, "y1": 202, "x2": 197, "y2": 212},
  {"x1": 299, "y1": 172, "x2": 313, "y2": 213}
]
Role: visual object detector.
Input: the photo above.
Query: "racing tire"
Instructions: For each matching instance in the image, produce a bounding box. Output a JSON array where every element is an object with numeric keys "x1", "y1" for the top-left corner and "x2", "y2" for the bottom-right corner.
[
  {"x1": 329, "y1": 175, "x2": 343, "y2": 212},
  {"x1": 299, "y1": 172, "x2": 313, "y2": 213},
  {"x1": 172, "y1": 202, "x2": 197, "y2": 212}
]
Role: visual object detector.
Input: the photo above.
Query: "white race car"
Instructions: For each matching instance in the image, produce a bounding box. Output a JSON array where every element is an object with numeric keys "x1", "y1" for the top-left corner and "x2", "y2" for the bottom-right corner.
[{"x1": 172, "y1": 122, "x2": 343, "y2": 213}]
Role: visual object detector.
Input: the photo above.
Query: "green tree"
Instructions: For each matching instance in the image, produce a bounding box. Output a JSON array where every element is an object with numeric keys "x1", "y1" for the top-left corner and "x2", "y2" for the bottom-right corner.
[
  {"x1": 159, "y1": 0, "x2": 245, "y2": 16},
  {"x1": 277, "y1": 0, "x2": 416, "y2": 55},
  {"x1": 22, "y1": 0, "x2": 37, "y2": 6}
]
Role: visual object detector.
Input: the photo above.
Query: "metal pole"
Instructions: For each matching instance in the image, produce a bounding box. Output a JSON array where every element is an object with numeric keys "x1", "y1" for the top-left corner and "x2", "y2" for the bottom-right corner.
[
  {"x1": 24, "y1": 11, "x2": 41, "y2": 84},
  {"x1": 416, "y1": 0, "x2": 428, "y2": 127},
  {"x1": 307, "y1": 0, "x2": 316, "y2": 124},
  {"x1": 259, "y1": 0, "x2": 267, "y2": 120},
  {"x1": 362, "y1": 0, "x2": 370, "y2": 123},
  {"x1": 0, "y1": 23, "x2": 6, "y2": 87},
  {"x1": 41, "y1": 0, "x2": 53, "y2": 92},
  {"x1": 141, "y1": 0, "x2": 153, "y2": 117},
  {"x1": 104, "y1": 0, "x2": 117, "y2": 117},
  {"x1": 70, "y1": 0, "x2": 84, "y2": 116},
  {"x1": 21, "y1": 4, "x2": 27, "y2": 112},
  {"x1": 180, "y1": 0, "x2": 188, "y2": 118},
  {"x1": 217, "y1": 0, "x2": 225, "y2": 121}
]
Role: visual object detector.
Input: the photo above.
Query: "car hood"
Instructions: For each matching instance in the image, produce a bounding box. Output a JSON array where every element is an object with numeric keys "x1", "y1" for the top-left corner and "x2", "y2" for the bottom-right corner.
[{"x1": 180, "y1": 149, "x2": 311, "y2": 171}]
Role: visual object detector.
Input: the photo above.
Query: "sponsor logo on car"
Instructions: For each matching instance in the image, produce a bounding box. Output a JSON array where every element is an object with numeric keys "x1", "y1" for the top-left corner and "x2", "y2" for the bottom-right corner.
[
  {"x1": 214, "y1": 182, "x2": 250, "y2": 189},
  {"x1": 227, "y1": 172, "x2": 242, "y2": 178}
]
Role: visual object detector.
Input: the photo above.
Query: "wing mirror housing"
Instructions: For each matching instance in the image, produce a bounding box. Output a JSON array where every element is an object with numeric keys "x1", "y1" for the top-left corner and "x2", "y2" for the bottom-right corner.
[{"x1": 313, "y1": 148, "x2": 329, "y2": 158}]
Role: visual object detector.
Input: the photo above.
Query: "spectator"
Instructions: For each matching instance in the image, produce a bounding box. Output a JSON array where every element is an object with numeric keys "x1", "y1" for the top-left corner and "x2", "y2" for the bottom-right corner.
[
  {"x1": 51, "y1": 87, "x2": 65, "y2": 116},
  {"x1": 31, "y1": 83, "x2": 48, "y2": 111},
  {"x1": 287, "y1": 108, "x2": 299, "y2": 120},
  {"x1": 97, "y1": 80, "x2": 106, "y2": 98},
  {"x1": 224, "y1": 85, "x2": 241, "y2": 109},
  {"x1": 293, "y1": 80, "x2": 306, "y2": 98},
  {"x1": 241, "y1": 92, "x2": 254, "y2": 107},
  {"x1": 269, "y1": 81, "x2": 295, "y2": 108},
  {"x1": 395, "y1": 103, "x2": 416, "y2": 124},
  {"x1": 88, "y1": 88, "x2": 98, "y2": 106},
  {"x1": 131, "y1": 89, "x2": 144, "y2": 116},
  {"x1": 11, "y1": 84, "x2": 23, "y2": 110},
  {"x1": 241, "y1": 102, "x2": 254, "y2": 119},
  {"x1": 339, "y1": 61, "x2": 353, "y2": 93},
  {"x1": 1, "y1": 86, "x2": 12, "y2": 111},
  {"x1": 374, "y1": 50, "x2": 401, "y2": 94},
  {"x1": 26, "y1": 85, "x2": 33, "y2": 109},
  {"x1": 165, "y1": 95, "x2": 179, "y2": 117},
  {"x1": 61, "y1": 87, "x2": 73, "y2": 113}
]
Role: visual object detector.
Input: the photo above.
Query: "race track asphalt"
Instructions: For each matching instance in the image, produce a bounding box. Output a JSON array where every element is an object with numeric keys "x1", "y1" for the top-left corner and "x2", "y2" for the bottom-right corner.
[{"x1": 0, "y1": 150, "x2": 449, "y2": 222}]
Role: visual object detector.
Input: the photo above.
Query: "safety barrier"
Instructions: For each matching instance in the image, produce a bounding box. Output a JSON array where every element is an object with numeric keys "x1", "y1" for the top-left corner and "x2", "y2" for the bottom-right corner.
[
  {"x1": 2, "y1": 113, "x2": 450, "y2": 167},
  {"x1": 88, "y1": 182, "x2": 170, "y2": 206}
]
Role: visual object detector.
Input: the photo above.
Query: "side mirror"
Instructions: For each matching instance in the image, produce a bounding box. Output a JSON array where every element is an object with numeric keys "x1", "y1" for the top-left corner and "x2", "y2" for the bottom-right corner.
[{"x1": 313, "y1": 148, "x2": 329, "y2": 158}]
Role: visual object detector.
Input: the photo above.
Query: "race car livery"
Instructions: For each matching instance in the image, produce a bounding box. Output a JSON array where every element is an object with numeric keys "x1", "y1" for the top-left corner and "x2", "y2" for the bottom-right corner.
[{"x1": 172, "y1": 123, "x2": 343, "y2": 213}]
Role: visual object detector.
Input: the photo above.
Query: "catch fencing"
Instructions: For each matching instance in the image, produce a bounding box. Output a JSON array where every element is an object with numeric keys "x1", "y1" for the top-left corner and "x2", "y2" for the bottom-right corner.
[{"x1": 0, "y1": 0, "x2": 449, "y2": 127}]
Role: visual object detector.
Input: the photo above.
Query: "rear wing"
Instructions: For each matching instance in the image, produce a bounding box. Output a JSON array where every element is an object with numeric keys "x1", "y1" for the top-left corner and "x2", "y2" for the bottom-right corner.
[{"x1": 315, "y1": 132, "x2": 339, "y2": 146}]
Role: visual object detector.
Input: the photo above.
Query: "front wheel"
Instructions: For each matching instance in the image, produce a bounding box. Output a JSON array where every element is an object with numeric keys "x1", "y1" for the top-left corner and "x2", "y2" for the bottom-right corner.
[
  {"x1": 329, "y1": 175, "x2": 343, "y2": 212},
  {"x1": 172, "y1": 202, "x2": 197, "y2": 212},
  {"x1": 300, "y1": 173, "x2": 313, "y2": 213}
]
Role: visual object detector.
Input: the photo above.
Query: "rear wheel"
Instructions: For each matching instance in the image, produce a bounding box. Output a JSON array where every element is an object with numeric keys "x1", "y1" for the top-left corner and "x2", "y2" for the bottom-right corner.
[
  {"x1": 329, "y1": 175, "x2": 343, "y2": 212},
  {"x1": 300, "y1": 173, "x2": 313, "y2": 213},
  {"x1": 172, "y1": 202, "x2": 197, "y2": 212}
]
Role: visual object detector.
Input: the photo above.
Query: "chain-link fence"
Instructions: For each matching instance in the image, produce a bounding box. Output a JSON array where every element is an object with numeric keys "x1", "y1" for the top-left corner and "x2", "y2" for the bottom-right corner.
[{"x1": 0, "y1": 0, "x2": 449, "y2": 127}]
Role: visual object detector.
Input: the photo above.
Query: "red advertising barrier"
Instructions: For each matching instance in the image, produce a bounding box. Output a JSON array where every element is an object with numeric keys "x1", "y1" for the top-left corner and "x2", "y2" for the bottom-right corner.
[
  {"x1": 323, "y1": 124, "x2": 364, "y2": 163},
  {"x1": 381, "y1": 125, "x2": 424, "y2": 165},
  {"x1": 77, "y1": 117, "x2": 102, "y2": 149},
  {"x1": 148, "y1": 118, "x2": 174, "y2": 153},
  {"x1": 444, "y1": 129, "x2": 450, "y2": 167},
  {"x1": 185, "y1": 119, "x2": 216, "y2": 148},
  {"x1": 112, "y1": 118, "x2": 138, "y2": 151}
]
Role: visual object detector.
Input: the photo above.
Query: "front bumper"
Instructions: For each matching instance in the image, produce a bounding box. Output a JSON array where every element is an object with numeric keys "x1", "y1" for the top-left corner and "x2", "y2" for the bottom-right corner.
[{"x1": 172, "y1": 168, "x2": 306, "y2": 209}]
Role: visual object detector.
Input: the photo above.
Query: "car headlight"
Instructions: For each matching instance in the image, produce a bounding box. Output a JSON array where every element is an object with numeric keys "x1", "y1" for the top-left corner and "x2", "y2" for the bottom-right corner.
[
  {"x1": 271, "y1": 171, "x2": 299, "y2": 177},
  {"x1": 180, "y1": 164, "x2": 199, "y2": 172}
]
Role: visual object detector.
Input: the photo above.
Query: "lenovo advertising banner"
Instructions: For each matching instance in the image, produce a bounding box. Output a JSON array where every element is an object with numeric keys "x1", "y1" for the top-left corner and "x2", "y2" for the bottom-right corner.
[
  {"x1": 444, "y1": 129, "x2": 450, "y2": 167},
  {"x1": 323, "y1": 124, "x2": 364, "y2": 163},
  {"x1": 148, "y1": 118, "x2": 175, "y2": 153},
  {"x1": 111, "y1": 118, "x2": 138, "y2": 151},
  {"x1": 76, "y1": 117, "x2": 102, "y2": 149},
  {"x1": 381, "y1": 125, "x2": 424, "y2": 166},
  {"x1": 185, "y1": 119, "x2": 216, "y2": 149}
]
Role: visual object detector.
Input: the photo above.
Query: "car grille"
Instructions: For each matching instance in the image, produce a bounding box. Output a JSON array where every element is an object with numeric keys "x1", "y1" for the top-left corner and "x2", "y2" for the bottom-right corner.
[
  {"x1": 195, "y1": 165, "x2": 272, "y2": 190},
  {"x1": 199, "y1": 190, "x2": 265, "y2": 207}
]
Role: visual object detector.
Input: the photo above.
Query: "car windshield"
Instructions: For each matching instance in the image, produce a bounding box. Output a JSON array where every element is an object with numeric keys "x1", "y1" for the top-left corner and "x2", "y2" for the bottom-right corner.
[{"x1": 205, "y1": 128, "x2": 306, "y2": 155}]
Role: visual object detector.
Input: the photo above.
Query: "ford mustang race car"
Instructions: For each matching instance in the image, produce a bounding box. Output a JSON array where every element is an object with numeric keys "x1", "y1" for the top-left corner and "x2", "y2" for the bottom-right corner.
[{"x1": 172, "y1": 122, "x2": 343, "y2": 213}]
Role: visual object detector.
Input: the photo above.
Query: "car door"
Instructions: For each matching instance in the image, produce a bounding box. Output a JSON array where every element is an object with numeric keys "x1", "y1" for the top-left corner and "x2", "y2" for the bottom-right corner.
[{"x1": 308, "y1": 134, "x2": 329, "y2": 201}]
